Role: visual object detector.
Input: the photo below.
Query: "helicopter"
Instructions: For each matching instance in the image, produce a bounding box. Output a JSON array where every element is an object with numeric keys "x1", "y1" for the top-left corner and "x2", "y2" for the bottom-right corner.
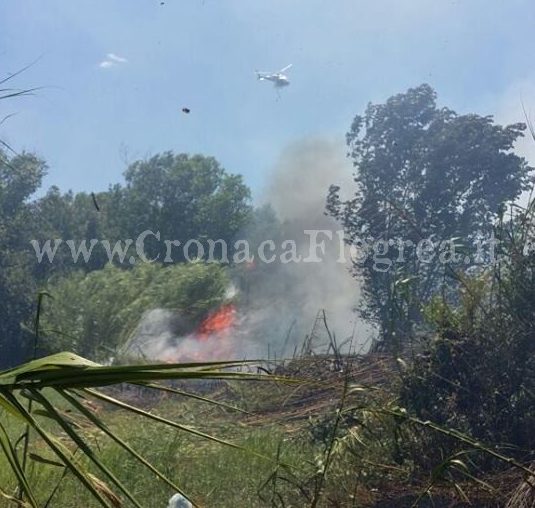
[{"x1": 255, "y1": 64, "x2": 293, "y2": 88}]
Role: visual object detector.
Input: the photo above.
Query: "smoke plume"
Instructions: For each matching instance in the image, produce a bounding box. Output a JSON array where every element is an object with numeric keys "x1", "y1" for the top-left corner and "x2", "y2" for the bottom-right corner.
[{"x1": 243, "y1": 137, "x2": 367, "y2": 356}]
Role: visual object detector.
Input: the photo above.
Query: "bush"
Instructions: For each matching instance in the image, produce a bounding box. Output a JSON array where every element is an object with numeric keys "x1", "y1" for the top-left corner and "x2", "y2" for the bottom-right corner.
[
  {"x1": 400, "y1": 207, "x2": 535, "y2": 468},
  {"x1": 40, "y1": 262, "x2": 229, "y2": 360}
]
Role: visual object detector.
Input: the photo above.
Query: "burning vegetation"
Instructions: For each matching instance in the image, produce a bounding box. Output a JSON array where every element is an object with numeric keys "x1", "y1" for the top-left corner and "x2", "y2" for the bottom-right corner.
[{"x1": 196, "y1": 304, "x2": 237, "y2": 340}]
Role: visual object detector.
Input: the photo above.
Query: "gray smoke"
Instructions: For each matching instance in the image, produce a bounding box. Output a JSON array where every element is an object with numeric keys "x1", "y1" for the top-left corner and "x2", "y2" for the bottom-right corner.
[
  {"x1": 265, "y1": 137, "x2": 354, "y2": 221},
  {"x1": 241, "y1": 137, "x2": 369, "y2": 356}
]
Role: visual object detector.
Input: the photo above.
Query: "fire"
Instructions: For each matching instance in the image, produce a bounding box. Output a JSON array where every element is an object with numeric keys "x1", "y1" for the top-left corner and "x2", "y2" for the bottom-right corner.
[
  {"x1": 197, "y1": 304, "x2": 236, "y2": 340},
  {"x1": 164, "y1": 304, "x2": 238, "y2": 362}
]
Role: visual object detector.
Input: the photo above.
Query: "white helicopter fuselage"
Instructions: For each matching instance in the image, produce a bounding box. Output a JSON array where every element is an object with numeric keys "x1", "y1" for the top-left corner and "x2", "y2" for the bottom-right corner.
[
  {"x1": 256, "y1": 65, "x2": 292, "y2": 88},
  {"x1": 257, "y1": 73, "x2": 290, "y2": 87}
]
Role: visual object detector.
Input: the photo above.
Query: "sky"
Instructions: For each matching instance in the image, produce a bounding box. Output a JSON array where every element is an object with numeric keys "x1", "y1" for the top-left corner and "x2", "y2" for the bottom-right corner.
[{"x1": 2, "y1": 0, "x2": 535, "y2": 202}]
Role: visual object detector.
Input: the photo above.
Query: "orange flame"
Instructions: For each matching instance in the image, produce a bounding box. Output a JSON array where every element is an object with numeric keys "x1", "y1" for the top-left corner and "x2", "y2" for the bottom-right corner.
[{"x1": 197, "y1": 304, "x2": 236, "y2": 340}]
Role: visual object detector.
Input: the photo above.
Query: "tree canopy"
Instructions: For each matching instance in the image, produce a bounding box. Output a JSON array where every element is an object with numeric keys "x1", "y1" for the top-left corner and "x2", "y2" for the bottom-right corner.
[
  {"x1": 0, "y1": 151, "x2": 252, "y2": 367},
  {"x1": 0, "y1": 151, "x2": 47, "y2": 365},
  {"x1": 117, "y1": 152, "x2": 252, "y2": 261},
  {"x1": 328, "y1": 84, "x2": 534, "y2": 349}
]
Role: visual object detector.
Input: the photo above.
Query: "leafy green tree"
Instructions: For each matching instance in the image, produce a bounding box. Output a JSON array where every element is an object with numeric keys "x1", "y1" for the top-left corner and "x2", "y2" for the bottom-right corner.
[
  {"x1": 0, "y1": 150, "x2": 47, "y2": 366},
  {"x1": 327, "y1": 84, "x2": 533, "y2": 350},
  {"x1": 117, "y1": 152, "x2": 252, "y2": 262},
  {"x1": 31, "y1": 186, "x2": 120, "y2": 276},
  {"x1": 31, "y1": 153, "x2": 252, "y2": 273}
]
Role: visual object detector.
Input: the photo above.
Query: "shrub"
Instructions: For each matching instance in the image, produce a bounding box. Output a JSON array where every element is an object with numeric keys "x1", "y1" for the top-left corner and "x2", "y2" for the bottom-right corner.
[{"x1": 40, "y1": 262, "x2": 229, "y2": 360}]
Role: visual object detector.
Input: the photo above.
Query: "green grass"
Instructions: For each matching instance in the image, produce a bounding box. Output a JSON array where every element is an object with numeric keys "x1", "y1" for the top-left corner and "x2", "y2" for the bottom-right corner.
[{"x1": 0, "y1": 388, "x2": 317, "y2": 507}]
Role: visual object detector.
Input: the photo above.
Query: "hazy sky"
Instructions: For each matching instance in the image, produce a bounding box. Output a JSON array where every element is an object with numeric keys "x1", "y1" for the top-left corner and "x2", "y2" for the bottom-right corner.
[{"x1": 2, "y1": 0, "x2": 535, "y2": 201}]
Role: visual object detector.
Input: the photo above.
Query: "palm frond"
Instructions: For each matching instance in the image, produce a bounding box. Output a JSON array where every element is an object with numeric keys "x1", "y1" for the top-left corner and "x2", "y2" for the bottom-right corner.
[{"x1": 0, "y1": 352, "x2": 290, "y2": 507}]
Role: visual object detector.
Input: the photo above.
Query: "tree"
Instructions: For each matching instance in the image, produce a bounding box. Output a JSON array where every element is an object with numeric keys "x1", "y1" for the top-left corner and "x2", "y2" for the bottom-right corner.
[
  {"x1": 0, "y1": 150, "x2": 47, "y2": 366},
  {"x1": 31, "y1": 186, "x2": 118, "y2": 277},
  {"x1": 327, "y1": 84, "x2": 533, "y2": 351},
  {"x1": 29, "y1": 152, "x2": 253, "y2": 276},
  {"x1": 117, "y1": 152, "x2": 252, "y2": 262}
]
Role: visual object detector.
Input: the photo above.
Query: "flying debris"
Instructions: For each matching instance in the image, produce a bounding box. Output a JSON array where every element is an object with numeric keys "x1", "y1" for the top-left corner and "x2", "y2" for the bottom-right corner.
[
  {"x1": 255, "y1": 64, "x2": 292, "y2": 88},
  {"x1": 90, "y1": 192, "x2": 100, "y2": 212},
  {"x1": 181, "y1": 107, "x2": 191, "y2": 114}
]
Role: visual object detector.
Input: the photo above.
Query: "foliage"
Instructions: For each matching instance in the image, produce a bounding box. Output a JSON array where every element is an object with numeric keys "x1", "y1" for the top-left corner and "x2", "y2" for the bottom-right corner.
[
  {"x1": 116, "y1": 152, "x2": 252, "y2": 262},
  {"x1": 31, "y1": 187, "x2": 114, "y2": 277},
  {"x1": 31, "y1": 152, "x2": 253, "y2": 275},
  {"x1": 0, "y1": 151, "x2": 48, "y2": 367},
  {"x1": 327, "y1": 83, "x2": 533, "y2": 350},
  {"x1": 0, "y1": 351, "x2": 280, "y2": 507},
  {"x1": 400, "y1": 198, "x2": 535, "y2": 468},
  {"x1": 0, "y1": 146, "x2": 252, "y2": 367},
  {"x1": 40, "y1": 263, "x2": 230, "y2": 360}
]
